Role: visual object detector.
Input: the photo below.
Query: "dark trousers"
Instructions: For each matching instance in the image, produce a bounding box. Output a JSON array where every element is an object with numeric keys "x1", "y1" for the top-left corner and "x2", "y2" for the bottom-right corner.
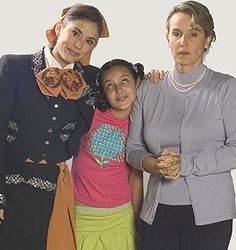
[{"x1": 141, "y1": 204, "x2": 232, "y2": 250}]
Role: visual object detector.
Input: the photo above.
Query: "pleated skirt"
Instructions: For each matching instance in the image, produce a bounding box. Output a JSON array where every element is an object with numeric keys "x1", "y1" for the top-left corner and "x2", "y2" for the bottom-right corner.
[{"x1": 75, "y1": 203, "x2": 136, "y2": 250}]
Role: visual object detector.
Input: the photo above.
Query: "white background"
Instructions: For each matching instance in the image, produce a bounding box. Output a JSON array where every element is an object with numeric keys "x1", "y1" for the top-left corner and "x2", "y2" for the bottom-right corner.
[{"x1": 1, "y1": 0, "x2": 235, "y2": 248}]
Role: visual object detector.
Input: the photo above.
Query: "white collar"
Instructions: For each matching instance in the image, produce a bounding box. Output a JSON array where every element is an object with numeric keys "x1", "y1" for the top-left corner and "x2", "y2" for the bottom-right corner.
[{"x1": 44, "y1": 44, "x2": 75, "y2": 69}]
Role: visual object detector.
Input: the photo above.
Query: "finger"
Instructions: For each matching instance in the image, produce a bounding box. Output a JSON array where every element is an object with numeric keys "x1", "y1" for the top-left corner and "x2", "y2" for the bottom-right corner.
[
  {"x1": 158, "y1": 155, "x2": 181, "y2": 169},
  {"x1": 170, "y1": 171, "x2": 181, "y2": 180},
  {"x1": 159, "y1": 168, "x2": 172, "y2": 175},
  {"x1": 161, "y1": 149, "x2": 177, "y2": 156},
  {"x1": 163, "y1": 175, "x2": 176, "y2": 180},
  {"x1": 170, "y1": 167, "x2": 181, "y2": 178},
  {"x1": 162, "y1": 175, "x2": 172, "y2": 180},
  {"x1": 160, "y1": 162, "x2": 180, "y2": 174},
  {"x1": 145, "y1": 70, "x2": 155, "y2": 81},
  {"x1": 158, "y1": 156, "x2": 177, "y2": 166},
  {"x1": 144, "y1": 73, "x2": 150, "y2": 79},
  {"x1": 162, "y1": 170, "x2": 180, "y2": 180},
  {"x1": 149, "y1": 69, "x2": 163, "y2": 83},
  {"x1": 159, "y1": 70, "x2": 165, "y2": 80},
  {"x1": 149, "y1": 69, "x2": 156, "y2": 82},
  {"x1": 157, "y1": 162, "x2": 170, "y2": 170},
  {"x1": 157, "y1": 155, "x2": 170, "y2": 162},
  {"x1": 171, "y1": 166, "x2": 181, "y2": 176},
  {"x1": 153, "y1": 70, "x2": 161, "y2": 83},
  {"x1": 161, "y1": 171, "x2": 176, "y2": 179},
  {"x1": 170, "y1": 164, "x2": 180, "y2": 171}
]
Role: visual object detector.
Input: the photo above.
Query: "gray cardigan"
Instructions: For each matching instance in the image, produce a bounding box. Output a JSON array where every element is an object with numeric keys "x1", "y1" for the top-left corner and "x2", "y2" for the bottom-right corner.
[{"x1": 126, "y1": 64, "x2": 236, "y2": 225}]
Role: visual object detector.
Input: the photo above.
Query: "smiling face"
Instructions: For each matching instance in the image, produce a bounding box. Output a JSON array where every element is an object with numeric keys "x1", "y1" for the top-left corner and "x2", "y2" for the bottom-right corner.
[
  {"x1": 167, "y1": 12, "x2": 211, "y2": 73},
  {"x1": 101, "y1": 66, "x2": 138, "y2": 119},
  {"x1": 52, "y1": 19, "x2": 99, "y2": 67}
]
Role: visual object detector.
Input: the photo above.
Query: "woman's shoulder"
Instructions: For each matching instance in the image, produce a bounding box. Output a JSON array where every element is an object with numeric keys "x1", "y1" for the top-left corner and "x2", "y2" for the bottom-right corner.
[
  {"x1": 82, "y1": 64, "x2": 99, "y2": 73},
  {"x1": 0, "y1": 54, "x2": 33, "y2": 81},
  {"x1": 209, "y1": 67, "x2": 236, "y2": 83},
  {"x1": 208, "y1": 68, "x2": 236, "y2": 91},
  {"x1": 0, "y1": 53, "x2": 32, "y2": 67},
  {"x1": 139, "y1": 78, "x2": 164, "y2": 90},
  {"x1": 1, "y1": 53, "x2": 31, "y2": 60},
  {"x1": 207, "y1": 68, "x2": 236, "y2": 99},
  {"x1": 137, "y1": 74, "x2": 169, "y2": 96},
  {"x1": 80, "y1": 64, "x2": 99, "y2": 84}
]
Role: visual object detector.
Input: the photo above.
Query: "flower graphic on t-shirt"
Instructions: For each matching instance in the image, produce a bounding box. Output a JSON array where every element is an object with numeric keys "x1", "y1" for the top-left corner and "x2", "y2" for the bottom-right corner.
[{"x1": 87, "y1": 124, "x2": 126, "y2": 168}]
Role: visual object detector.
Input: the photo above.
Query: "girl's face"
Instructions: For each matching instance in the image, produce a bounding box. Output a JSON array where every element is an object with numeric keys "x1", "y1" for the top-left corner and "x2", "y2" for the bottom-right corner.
[
  {"x1": 167, "y1": 12, "x2": 211, "y2": 73},
  {"x1": 102, "y1": 66, "x2": 138, "y2": 119},
  {"x1": 52, "y1": 19, "x2": 99, "y2": 67}
]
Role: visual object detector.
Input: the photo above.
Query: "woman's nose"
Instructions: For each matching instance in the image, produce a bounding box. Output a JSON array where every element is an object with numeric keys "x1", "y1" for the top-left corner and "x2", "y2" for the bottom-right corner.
[
  {"x1": 74, "y1": 38, "x2": 83, "y2": 49},
  {"x1": 179, "y1": 35, "x2": 187, "y2": 46}
]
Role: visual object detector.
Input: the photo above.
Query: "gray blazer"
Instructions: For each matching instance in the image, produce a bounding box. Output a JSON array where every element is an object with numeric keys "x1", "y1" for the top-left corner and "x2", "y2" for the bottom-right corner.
[{"x1": 126, "y1": 65, "x2": 236, "y2": 225}]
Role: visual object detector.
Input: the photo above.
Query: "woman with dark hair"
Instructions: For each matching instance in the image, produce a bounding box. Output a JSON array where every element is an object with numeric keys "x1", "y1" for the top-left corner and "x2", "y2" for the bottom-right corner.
[{"x1": 0, "y1": 3, "x2": 109, "y2": 250}]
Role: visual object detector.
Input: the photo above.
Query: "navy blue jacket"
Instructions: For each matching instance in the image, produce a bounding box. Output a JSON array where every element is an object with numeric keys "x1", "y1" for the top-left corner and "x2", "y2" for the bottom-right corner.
[{"x1": 0, "y1": 48, "x2": 97, "y2": 207}]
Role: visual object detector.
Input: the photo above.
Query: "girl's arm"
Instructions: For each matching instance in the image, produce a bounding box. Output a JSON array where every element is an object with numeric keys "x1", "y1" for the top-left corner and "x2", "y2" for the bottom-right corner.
[
  {"x1": 129, "y1": 167, "x2": 143, "y2": 217},
  {"x1": 0, "y1": 209, "x2": 4, "y2": 224}
]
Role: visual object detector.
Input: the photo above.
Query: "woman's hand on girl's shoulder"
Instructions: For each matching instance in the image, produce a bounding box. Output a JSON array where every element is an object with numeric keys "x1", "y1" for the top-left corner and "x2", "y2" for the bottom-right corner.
[{"x1": 145, "y1": 69, "x2": 166, "y2": 83}]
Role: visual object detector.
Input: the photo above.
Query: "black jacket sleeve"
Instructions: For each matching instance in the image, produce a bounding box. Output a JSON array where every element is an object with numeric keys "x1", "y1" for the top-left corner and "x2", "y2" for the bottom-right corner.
[{"x1": 0, "y1": 55, "x2": 19, "y2": 208}]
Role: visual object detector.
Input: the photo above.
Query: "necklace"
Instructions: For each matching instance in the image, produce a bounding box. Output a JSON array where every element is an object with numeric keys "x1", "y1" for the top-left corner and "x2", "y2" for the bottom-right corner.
[{"x1": 172, "y1": 67, "x2": 206, "y2": 92}]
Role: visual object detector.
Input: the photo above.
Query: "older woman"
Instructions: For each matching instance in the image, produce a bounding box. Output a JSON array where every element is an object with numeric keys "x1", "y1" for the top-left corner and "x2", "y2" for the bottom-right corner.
[
  {"x1": 0, "y1": 4, "x2": 109, "y2": 250},
  {"x1": 126, "y1": 1, "x2": 236, "y2": 250}
]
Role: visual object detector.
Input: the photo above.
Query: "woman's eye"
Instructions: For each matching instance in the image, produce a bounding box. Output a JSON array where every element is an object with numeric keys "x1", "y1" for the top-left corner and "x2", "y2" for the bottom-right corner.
[
  {"x1": 172, "y1": 32, "x2": 181, "y2": 38},
  {"x1": 87, "y1": 39, "x2": 94, "y2": 45},
  {"x1": 72, "y1": 30, "x2": 80, "y2": 37}
]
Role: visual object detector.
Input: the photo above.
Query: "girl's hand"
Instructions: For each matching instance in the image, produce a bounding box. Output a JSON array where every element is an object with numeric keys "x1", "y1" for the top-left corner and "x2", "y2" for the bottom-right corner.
[
  {"x1": 142, "y1": 156, "x2": 169, "y2": 174},
  {"x1": 0, "y1": 208, "x2": 4, "y2": 224},
  {"x1": 145, "y1": 69, "x2": 165, "y2": 83}
]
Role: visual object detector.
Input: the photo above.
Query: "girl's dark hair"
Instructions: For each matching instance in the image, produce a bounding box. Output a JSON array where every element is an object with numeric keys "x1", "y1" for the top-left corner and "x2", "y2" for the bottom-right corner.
[
  {"x1": 95, "y1": 59, "x2": 145, "y2": 111},
  {"x1": 63, "y1": 5, "x2": 103, "y2": 36}
]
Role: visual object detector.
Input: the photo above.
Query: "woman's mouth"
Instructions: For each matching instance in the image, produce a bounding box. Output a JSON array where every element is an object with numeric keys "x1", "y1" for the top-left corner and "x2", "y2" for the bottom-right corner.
[{"x1": 68, "y1": 48, "x2": 80, "y2": 57}]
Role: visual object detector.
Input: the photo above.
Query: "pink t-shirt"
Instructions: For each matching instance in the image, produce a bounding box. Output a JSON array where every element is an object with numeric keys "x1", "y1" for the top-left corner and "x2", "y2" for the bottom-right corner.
[{"x1": 72, "y1": 109, "x2": 131, "y2": 208}]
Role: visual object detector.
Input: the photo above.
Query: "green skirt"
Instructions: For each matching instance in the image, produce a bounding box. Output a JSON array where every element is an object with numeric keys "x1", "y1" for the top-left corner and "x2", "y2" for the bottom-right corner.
[{"x1": 75, "y1": 203, "x2": 135, "y2": 250}]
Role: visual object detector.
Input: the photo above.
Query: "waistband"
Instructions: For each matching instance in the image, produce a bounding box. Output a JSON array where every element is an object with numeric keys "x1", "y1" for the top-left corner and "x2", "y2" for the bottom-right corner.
[{"x1": 75, "y1": 201, "x2": 132, "y2": 215}]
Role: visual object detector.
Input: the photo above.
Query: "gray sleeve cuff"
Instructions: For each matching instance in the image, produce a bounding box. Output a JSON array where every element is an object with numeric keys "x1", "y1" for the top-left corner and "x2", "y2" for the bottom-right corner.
[
  {"x1": 180, "y1": 153, "x2": 193, "y2": 176},
  {"x1": 127, "y1": 149, "x2": 153, "y2": 172}
]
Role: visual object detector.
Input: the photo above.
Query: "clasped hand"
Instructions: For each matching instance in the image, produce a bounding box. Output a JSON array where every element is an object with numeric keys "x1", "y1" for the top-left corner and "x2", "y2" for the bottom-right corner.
[{"x1": 156, "y1": 149, "x2": 181, "y2": 180}]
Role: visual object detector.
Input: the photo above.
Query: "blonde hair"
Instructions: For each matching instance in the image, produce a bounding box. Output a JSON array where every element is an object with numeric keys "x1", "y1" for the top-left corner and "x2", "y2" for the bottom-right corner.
[{"x1": 166, "y1": 1, "x2": 216, "y2": 49}]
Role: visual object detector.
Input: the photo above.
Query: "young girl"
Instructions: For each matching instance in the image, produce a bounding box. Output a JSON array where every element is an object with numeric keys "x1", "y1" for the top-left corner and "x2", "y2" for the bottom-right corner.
[{"x1": 72, "y1": 59, "x2": 145, "y2": 250}]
